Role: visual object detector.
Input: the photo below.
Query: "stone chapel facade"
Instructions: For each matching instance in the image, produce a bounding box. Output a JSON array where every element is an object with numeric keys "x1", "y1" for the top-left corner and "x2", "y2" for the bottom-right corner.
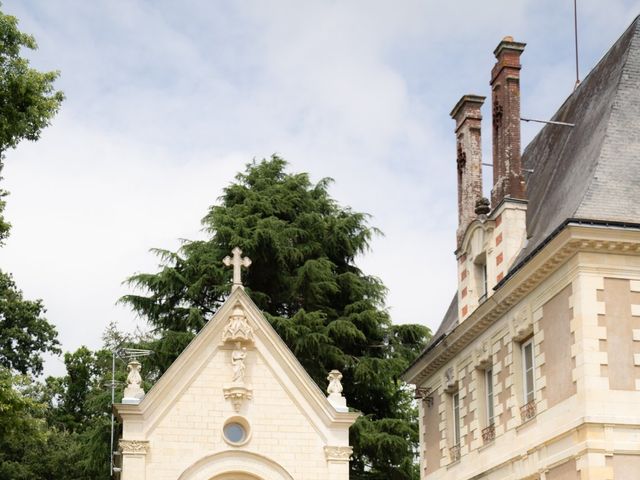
[
  {"x1": 115, "y1": 249, "x2": 358, "y2": 480},
  {"x1": 404, "y1": 17, "x2": 640, "y2": 480}
]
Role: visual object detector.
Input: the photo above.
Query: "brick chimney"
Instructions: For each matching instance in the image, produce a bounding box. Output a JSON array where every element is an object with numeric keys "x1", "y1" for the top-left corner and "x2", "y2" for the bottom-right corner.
[
  {"x1": 450, "y1": 95, "x2": 485, "y2": 247},
  {"x1": 490, "y1": 36, "x2": 526, "y2": 207}
]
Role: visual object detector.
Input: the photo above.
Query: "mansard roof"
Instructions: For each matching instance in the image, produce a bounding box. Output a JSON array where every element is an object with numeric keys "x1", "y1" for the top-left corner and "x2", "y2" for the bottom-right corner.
[
  {"x1": 406, "y1": 15, "x2": 640, "y2": 376},
  {"x1": 517, "y1": 14, "x2": 640, "y2": 263}
]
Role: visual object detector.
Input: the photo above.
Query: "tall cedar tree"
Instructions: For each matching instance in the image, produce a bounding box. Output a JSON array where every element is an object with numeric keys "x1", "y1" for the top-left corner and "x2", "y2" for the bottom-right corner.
[{"x1": 123, "y1": 157, "x2": 430, "y2": 479}]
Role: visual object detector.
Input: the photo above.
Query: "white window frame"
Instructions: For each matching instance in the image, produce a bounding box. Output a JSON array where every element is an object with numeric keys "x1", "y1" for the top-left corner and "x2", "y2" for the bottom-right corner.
[
  {"x1": 521, "y1": 338, "x2": 535, "y2": 404},
  {"x1": 485, "y1": 367, "x2": 494, "y2": 426}
]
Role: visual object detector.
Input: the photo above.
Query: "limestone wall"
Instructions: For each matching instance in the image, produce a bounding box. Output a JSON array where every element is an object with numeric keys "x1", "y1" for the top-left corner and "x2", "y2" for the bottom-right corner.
[{"x1": 419, "y1": 249, "x2": 640, "y2": 479}]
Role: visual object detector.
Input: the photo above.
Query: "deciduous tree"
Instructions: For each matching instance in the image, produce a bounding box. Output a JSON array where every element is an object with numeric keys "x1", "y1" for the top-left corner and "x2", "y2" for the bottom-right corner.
[{"x1": 0, "y1": 3, "x2": 64, "y2": 374}]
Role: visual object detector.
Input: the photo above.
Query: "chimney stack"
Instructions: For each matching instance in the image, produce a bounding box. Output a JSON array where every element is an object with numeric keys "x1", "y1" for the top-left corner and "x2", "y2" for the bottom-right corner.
[
  {"x1": 450, "y1": 95, "x2": 485, "y2": 247},
  {"x1": 490, "y1": 36, "x2": 526, "y2": 207}
]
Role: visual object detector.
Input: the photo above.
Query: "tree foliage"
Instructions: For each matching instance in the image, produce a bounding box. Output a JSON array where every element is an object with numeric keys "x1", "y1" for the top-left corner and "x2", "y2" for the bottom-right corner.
[
  {"x1": 0, "y1": 4, "x2": 64, "y2": 158},
  {"x1": 0, "y1": 3, "x2": 63, "y2": 376},
  {"x1": 123, "y1": 157, "x2": 430, "y2": 478},
  {"x1": 0, "y1": 271, "x2": 59, "y2": 375}
]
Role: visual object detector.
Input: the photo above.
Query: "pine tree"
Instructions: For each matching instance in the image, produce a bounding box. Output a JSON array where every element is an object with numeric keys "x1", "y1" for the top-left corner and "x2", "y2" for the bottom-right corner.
[{"x1": 122, "y1": 156, "x2": 430, "y2": 478}]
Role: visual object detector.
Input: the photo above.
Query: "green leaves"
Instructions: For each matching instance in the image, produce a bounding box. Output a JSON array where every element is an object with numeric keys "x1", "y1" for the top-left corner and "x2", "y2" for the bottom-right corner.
[
  {"x1": 0, "y1": 270, "x2": 60, "y2": 376},
  {"x1": 0, "y1": 8, "x2": 64, "y2": 157},
  {"x1": 121, "y1": 156, "x2": 431, "y2": 478}
]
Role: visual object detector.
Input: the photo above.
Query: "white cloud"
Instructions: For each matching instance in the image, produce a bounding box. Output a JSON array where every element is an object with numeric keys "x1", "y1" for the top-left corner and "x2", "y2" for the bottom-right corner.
[{"x1": 1, "y1": 0, "x2": 639, "y2": 376}]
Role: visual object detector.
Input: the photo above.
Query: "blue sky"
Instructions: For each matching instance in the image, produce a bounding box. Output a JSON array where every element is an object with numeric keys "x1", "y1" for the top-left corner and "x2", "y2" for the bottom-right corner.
[{"x1": 1, "y1": 0, "x2": 639, "y2": 376}]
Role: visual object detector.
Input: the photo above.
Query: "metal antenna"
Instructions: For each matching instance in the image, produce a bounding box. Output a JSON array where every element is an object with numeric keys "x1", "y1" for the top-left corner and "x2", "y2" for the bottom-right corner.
[{"x1": 574, "y1": 0, "x2": 580, "y2": 89}]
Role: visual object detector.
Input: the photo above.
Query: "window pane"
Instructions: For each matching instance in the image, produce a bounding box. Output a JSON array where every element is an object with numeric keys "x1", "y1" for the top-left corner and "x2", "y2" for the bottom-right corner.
[
  {"x1": 522, "y1": 340, "x2": 535, "y2": 404},
  {"x1": 526, "y1": 368, "x2": 534, "y2": 402},
  {"x1": 486, "y1": 368, "x2": 494, "y2": 425},
  {"x1": 223, "y1": 423, "x2": 246, "y2": 444},
  {"x1": 524, "y1": 343, "x2": 533, "y2": 370},
  {"x1": 453, "y1": 393, "x2": 460, "y2": 445}
]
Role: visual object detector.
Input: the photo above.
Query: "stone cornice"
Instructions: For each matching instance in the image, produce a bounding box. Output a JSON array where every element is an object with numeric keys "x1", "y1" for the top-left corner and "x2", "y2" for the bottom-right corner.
[{"x1": 404, "y1": 224, "x2": 640, "y2": 385}]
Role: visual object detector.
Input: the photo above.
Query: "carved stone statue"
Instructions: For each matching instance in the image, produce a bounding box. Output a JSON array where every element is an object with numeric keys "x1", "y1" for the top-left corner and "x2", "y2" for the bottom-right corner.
[
  {"x1": 122, "y1": 360, "x2": 145, "y2": 404},
  {"x1": 231, "y1": 343, "x2": 247, "y2": 383}
]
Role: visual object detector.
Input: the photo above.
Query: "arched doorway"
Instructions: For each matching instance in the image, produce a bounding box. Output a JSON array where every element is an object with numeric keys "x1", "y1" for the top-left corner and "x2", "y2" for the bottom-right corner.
[{"x1": 178, "y1": 451, "x2": 294, "y2": 480}]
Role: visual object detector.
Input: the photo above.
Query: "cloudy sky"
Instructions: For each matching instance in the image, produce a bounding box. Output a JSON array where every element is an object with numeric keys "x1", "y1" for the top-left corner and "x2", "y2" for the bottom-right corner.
[{"x1": 1, "y1": 0, "x2": 639, "y2": 376}]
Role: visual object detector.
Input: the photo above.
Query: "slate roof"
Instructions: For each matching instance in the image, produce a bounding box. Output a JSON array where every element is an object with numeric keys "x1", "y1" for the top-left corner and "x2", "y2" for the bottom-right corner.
[{"x1": 416, "y1": 15, "x2": 640, "y2": 359}]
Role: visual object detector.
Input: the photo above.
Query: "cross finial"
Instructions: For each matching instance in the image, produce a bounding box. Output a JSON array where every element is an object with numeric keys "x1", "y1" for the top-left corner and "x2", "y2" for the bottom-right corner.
[{"x1": 223, "y1": 247, "x2": 252, "y2": 291}]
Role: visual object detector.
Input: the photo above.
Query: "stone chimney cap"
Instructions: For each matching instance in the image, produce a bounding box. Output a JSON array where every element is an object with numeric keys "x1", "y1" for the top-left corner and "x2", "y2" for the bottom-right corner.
[
  {"x1": 493, "y1": 37, "x2": 526, "y2": 57},
  {"x1": 450, "y1": 94, "x2": 486, "y2": 119}
]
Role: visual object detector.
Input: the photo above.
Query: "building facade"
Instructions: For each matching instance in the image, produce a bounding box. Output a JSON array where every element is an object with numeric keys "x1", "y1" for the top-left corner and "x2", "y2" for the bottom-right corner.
[
  {"x1": 404, "y1": 17, "x2": 640, "y2": 480},
  {"x1": 115, "y1": 250, "x2": 358, "y2": 480}
]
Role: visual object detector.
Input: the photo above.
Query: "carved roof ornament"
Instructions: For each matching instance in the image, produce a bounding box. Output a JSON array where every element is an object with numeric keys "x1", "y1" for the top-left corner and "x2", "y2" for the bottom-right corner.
[
  {"x1": 456, "y1": 142, "x2": 467, "y2": 174},
  {"x1": 326, "y1": 370, "x2": 348, "y2": 412},
  {"x1": 493, "y1": 99, "x2": 503, "y2": 130},
  {"x1": 122, "y1": 360, "x2": 145, "y2": 404},
  {"x1": 475, "y1": 197, "x2": 491, "y2": 216},
  {"x1": 223, "y1": 247, "x2": 252, "y2": 291},
  {"x1": 222, "y1": 303, "x2": 254, "y2": 344}
]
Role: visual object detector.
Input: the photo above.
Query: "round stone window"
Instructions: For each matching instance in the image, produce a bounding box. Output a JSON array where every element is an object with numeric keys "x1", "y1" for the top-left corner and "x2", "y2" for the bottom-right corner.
[{"x1": 222, "y1": 416, "x2": 251, "y2": 446}]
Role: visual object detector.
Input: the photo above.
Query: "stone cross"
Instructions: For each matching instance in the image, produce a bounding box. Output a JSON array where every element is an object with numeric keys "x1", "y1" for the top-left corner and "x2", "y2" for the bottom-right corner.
[{"x1": 223, "y1": 247, "x2": 252, "y2": 291}]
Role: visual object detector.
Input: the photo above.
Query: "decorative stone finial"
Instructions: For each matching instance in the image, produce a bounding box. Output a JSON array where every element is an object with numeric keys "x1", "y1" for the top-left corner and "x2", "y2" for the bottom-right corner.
[
  {"x1": 223, "y1": 247, "x2": 251, "y2": 291},
  {"x1": 122, "y1": 360, "x2": 145, "y2": 404},
  {"x1": 475, "y1": 197, "x2": 491, "y2": 216},
  {"x1": 327, "y1": 370, "x2": 348, "y2": 412}
]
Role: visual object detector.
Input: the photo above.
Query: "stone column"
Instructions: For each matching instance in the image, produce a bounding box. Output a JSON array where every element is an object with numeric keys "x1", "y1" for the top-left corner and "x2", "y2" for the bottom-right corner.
[
  {"x1": 119, "y1": 440, "x2": 149, "y2": 480},
  {"x1": 324, "y1": 446, "x2": 353, "y2": 479}
]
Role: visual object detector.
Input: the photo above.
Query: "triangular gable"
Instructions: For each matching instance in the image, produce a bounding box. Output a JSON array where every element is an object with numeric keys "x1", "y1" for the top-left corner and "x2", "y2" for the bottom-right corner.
[{"x1": 116, "y1": 287, "x2": 358, "y2": 436}]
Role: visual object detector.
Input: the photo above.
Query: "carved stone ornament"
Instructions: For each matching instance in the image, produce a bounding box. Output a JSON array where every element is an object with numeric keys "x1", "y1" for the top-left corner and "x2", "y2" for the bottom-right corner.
[
  {"x1": 324, "y1": 446, "x2": 353, "y2": 462},
  {"x1": 222, "y1": 304, "x2": 254, "y2": 344},
  {"x1": 326, "y1": 370, "x2": 348, "y2": 412},
  {"x1": 223, "y1": 384, "x2": 253, "y2": 412},
  {"x1": 493, "y1": 100, "x2": 503, "y2": 130},
  {"x1": 474, "y1": 340, "x2": 492, "y2": 369},
  {"x1": 119, "y1": 439, "x2": 150, "y2": 455},
  {"x1": 122, "y1": 360, "x2": 145, "y2": 404},
  {"x1": 475, "y1": 197, "x2": 491, "y2": 216},
  {"x1": 443, "y1": 367, "x2": 458, "y2": 393},
  {"x1": 223, "y1": 247, "x2": 252, "y2": 291},
  {"x1": 511, "y1": 306, "x2": 533, "y2": 341}
]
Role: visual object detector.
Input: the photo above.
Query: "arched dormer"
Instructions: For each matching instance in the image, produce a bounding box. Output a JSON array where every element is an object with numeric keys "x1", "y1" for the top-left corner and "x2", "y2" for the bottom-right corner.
[{"x1": 456, "y1": 198, "x2": 527, "y2": 321}]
